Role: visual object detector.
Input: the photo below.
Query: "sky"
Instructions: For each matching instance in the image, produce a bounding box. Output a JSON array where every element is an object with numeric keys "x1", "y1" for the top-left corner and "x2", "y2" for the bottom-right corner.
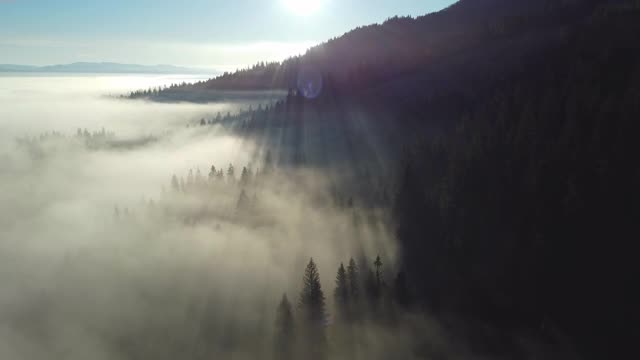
[{"x1": 0, "y1": 0, "x2": 456, "y2": 70}]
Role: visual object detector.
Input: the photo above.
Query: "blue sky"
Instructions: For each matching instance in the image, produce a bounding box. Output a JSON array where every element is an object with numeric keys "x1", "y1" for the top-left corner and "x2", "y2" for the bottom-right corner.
[{"x1": 0, "y1": 0, "x2": 456, "y2": 69}]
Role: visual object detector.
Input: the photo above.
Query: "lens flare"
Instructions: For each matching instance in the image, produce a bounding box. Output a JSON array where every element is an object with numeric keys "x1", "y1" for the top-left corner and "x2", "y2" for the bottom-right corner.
[{"x1": 297, "y1": 66, "x2": 323, "y2": 99}]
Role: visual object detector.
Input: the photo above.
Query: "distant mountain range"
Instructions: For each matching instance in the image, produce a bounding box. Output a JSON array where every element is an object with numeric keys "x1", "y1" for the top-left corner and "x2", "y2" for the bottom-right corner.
[{"x1": 0, "y1": 62, "x2": 214, "y2": 75}]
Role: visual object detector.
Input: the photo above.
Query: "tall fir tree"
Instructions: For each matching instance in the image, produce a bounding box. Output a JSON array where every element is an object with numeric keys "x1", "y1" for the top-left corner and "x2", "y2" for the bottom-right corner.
[
  {"x1": 274, "y1": 293, "x2": 294, "y2": 360},
  {"x1": 346, "y1": 257, "x2": 361, "y2": 321},
  {"x1": 334, "y1": 263, "x2": 349, "y2": 322},
  {"x1": 227, "y1": 163, "x2": 235, "y2": 181},
  {"x1": 373, "y1": 255, "x2": 383, "y2": 296},
  {"x1": 346, "y1": 258, "x2": 360, "y2": 300},
  {"x1": 298, "y1": 258, "x2": 327, "y2": 360}
]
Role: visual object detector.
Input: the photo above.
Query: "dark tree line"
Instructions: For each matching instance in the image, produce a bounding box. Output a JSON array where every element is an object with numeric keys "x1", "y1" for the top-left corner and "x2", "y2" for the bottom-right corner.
[
  {"x1": 392, "y1": 7, "x2": 640, "y2": 358},
  {"x1": 274, "y1": 255, "x2": 412, "y2": 359}
]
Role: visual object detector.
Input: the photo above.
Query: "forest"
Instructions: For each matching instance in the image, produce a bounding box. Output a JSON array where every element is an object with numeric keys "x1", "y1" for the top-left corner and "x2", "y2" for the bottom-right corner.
[
  {"x1": 129, "y1": 1, "x2": 638, "y2": 357},
  {"x1": 2, "y1": 0, "x2": 639, "y2": 359}
]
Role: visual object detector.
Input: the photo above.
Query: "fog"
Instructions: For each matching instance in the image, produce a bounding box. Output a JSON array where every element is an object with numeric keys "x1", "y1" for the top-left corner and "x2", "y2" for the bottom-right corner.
[{"x1": 0, "y1": 74, "x2": 427, "y2": 360}]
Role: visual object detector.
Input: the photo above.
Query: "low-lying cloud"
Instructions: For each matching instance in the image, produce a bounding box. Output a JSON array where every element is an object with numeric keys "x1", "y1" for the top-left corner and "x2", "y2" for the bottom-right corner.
[{"x1": 0, "y1": 75, "x2": 408, "y2": 360}]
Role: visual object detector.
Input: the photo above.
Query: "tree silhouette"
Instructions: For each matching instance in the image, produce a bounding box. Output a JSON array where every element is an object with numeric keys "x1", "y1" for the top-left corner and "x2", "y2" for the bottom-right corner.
[
  {"x1": 334, "y1": 263, "x2": 349, "y2": 322},
  {"x1": 171, "y1": 174, "x2": 179, "y2": 192},
  {"x1": 374, "y1": 255, "x2": 383, "y2": 295},
  {"x1": 346, "y1": 258, "x2": 359, "y2": 300},
  {"x1": 298, "y1": 258, "x2": 327, "y2": 360},
  {"x1": 345, "y1": 258, "x2": 361, "y2": 321},
  {"x1": 240, "y1": 166, "x2": 251, "y2": 186},
  {"x1": 227, "y1": 164, "x2": 235, "y2": 181},
  {"x1": 274, "y1": 293, "x2": 294, "y2": 360}
]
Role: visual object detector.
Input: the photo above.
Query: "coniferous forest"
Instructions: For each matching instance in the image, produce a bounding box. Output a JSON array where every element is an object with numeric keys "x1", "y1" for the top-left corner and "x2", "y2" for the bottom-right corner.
[{"x1": 2, "y1": 1, "x2": 640, "y2": 359}]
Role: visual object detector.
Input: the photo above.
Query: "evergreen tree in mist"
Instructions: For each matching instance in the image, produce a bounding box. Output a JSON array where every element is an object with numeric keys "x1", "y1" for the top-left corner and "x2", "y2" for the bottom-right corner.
[
  {"x1": 373, "y1": 255, "x2": 383, "y2": 296},
  {"x1": 171, "y1": 174, "x2": 179, "y2": 192},
  {"x1": 346, "y1": 258, "x2": 361, "y2": 320},
  {"x1": 240, "y1": 166, "x2": 251, "y2": 186},
  {"x1": 227, "y1": 164, "x2": 235, "y2": 181},
  {"x1": 298, "y1": 258, "x2": 327, "y2": 360},
  {"x1": 346, "y1": 258, "x2": 360, "y2": 301},
  {"x1": 274, "y1": 293, "x2": 294, "y2": 360},
  {"x1": 209, "y1": 165, "x2": 216, "y2": 181},
  {"x1": 334, "y1": 263, "x2": 349, "y2": 322}
]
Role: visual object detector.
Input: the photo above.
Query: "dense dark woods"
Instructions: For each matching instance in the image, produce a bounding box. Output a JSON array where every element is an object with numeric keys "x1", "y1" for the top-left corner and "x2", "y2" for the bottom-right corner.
[{"x1": 393, "y1": 11, "x2": 640, "y2": 357}]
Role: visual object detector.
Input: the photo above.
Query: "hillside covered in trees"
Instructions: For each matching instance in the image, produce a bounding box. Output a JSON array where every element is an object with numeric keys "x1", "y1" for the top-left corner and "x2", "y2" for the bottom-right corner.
[
  {"x1": 130, "y1": 0, "x2": 612, "y2": 101},
  {"x1": 123, "y1": 0, "x2": 640, "y2": 358}
]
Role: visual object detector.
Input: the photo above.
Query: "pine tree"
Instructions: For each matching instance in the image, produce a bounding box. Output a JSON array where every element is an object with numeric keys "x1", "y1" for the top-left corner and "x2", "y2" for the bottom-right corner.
[
  {"x1": 334, "y1": 263, "x2": 349, "y2": 322},
  {"x1": 374, "y1": 255, "x2": 383, "y2": 294},
  {"x1": 345, "y1": 258, "x2": 360, "y2": 321},
  {"x1": 274, "y1": 293, "x2": 294, "y2": 360},
  {"x1": 240, "y1": 166, "x2": 251, "y2": 186},
  {"x1": 298, "y1": 258, "x2": 327, "y2": 360},
  {"x1": 346, "y1": 258, "x2": 359, "y2": 300},
  {"x1": 227, "y1": 164, "x2": 235, "y2": 181},
  {"x1": 299, "y1": 258, "x2": 326, "y2": 324}
]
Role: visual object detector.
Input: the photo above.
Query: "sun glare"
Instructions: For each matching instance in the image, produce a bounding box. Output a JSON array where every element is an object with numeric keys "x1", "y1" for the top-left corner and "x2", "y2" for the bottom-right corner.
[{"x1": 281, "y1": 0, "x2": 323, "y2": 16}]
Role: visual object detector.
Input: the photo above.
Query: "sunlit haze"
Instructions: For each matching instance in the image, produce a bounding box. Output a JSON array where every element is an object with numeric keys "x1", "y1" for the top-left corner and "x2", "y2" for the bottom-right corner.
[
  {"x1": 0, "y1": 0, "x2": 455, "y2": 70},
  {"x1": 2, "y1": 1, "x2": 636, "y2": 359}
]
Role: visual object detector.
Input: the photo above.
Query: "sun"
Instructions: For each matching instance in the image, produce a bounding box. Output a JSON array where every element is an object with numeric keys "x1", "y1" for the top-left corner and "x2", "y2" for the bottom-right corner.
[{"x1": 281, "y1": 0, "x2": 323, "y2": 16}]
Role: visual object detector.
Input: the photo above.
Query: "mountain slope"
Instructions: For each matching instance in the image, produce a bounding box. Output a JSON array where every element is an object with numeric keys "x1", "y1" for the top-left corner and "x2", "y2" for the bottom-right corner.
[
  {"x1": 169, "y1": 3, "x2": 640, "y2": 357},
  {"x1": 133, "y1": 0, "x2": 609, "y2": 102}
]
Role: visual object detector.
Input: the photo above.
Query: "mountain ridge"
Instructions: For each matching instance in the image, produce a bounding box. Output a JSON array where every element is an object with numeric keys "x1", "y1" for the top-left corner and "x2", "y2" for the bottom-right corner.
[{"x1": 131, "y1": 0, "x2": 610, "y2": 101}]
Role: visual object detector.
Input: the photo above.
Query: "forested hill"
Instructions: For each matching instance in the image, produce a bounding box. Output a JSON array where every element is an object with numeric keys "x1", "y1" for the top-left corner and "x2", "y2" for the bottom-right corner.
[
  {"x1": 159, "y1": 2, "x2": 640, "y2": 357},
  {"x1": 128, "y1": 0, "x2": 611, "y2": 102}
]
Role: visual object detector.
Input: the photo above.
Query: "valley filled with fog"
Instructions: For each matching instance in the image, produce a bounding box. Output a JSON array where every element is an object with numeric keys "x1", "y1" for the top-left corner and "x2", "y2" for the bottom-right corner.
[
  {"x1": 0, "y1": 74, "x2": 411, "y2": 360},
  {"x1": 3, "y1": 1, "x2": 638, "y2": 359}
]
